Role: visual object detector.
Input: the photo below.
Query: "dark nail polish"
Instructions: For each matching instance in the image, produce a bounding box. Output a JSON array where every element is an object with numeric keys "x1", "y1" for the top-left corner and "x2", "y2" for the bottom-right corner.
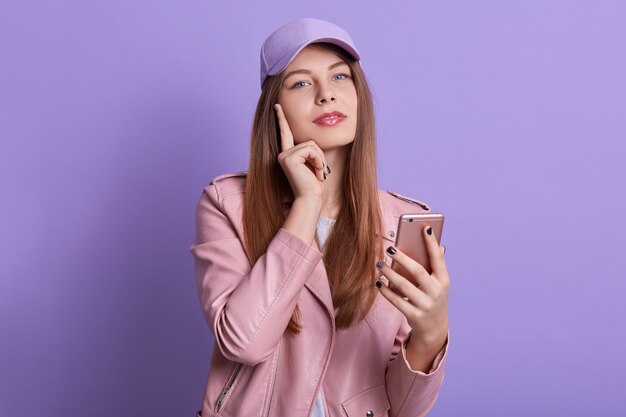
[
  {"x1": 326, "y1": 165, "x2": 331, "y2": 174},
  {"x1": 386, "y1": 246, "x2": 396, "y2": 255},
  {"x1": 376, "y1": 260, "x2": 384, "y2": 269},
  {"x1": 323, "y1": 172, "x2": 327, "y2": 180},
  {"x1": 427, "y1": 226, "x2": 432, "y2": 235},
  {"x1": 375, "y1": 280, "x2": 382, "y2": 288}
]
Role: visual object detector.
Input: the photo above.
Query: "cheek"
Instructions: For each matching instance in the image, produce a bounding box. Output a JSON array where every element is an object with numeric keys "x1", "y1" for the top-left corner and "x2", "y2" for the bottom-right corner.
[
  {"x1": 349, "y1": 93, "x2": 358, "y2": 113},
  {"x1": 280, "y1": 104, "x2": 310, "y2": 134},
  {"x1": 282, "y1": 112, "x2": 311, "y2": 143},
  {"x1": 348, "y1": 97, "x2": 358, "y2": 128},
  {"x1": 343, "y1": 90, "x2": 358, "y2": 120},
  {"x1": 284, "y1": 111, "x2": 306, "y2": 129}
]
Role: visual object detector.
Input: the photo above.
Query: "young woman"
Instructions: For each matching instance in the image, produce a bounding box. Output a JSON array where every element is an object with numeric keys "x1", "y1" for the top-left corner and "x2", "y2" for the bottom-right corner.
[{"x1": 190, "y1": 17, "x2": 450, "y2": 417}]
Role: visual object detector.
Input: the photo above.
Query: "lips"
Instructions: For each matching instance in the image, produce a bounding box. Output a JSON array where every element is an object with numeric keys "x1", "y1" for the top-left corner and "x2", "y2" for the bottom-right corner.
[{"x1": 314, "y1": 111, "x2": 346, "y2": 126}]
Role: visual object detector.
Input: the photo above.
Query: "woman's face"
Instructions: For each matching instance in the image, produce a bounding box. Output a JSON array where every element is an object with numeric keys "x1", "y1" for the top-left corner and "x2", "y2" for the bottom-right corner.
[{"x1": 277, "y1": 45, "x2": 358, "y2": 150}]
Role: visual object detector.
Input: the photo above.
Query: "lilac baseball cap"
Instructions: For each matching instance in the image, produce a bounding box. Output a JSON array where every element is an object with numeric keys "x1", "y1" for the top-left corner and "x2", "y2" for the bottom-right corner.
[{"x1": 259, "y1": 17, "x2": 361, "y2": 88}]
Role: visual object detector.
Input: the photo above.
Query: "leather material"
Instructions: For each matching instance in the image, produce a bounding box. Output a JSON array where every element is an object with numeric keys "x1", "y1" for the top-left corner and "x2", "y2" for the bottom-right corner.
[{"x1": 190, "y1": 172, "x2": 449, "y2": 417}]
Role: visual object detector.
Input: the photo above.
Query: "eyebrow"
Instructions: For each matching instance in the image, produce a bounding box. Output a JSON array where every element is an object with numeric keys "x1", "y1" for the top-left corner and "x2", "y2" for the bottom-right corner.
[{"x1": 283, "y1": 61, "x2": 349, "y2": 81}]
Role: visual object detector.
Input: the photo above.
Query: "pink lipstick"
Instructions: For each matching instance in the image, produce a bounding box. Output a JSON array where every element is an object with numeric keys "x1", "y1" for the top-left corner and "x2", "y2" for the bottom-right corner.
[{"x1": 314, "y1": 111, "x2": 346, "y2": 126}]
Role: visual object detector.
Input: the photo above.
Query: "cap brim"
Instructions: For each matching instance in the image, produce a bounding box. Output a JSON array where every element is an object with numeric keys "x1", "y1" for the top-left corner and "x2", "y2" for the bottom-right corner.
[{"x1": 266, "y1": 36, "x2": 361, "y2": 78}]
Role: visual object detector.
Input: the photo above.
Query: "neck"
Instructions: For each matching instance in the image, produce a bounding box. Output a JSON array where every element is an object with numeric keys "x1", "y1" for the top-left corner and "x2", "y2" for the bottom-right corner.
[{"x1": 320, "y1": 145, "x2": 349, "y2": 219}]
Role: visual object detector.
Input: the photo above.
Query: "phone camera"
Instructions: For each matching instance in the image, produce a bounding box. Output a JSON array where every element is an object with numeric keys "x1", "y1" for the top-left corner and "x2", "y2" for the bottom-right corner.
[{"x1": 408, "y1": 218, "x2": 413, "y2": 222}]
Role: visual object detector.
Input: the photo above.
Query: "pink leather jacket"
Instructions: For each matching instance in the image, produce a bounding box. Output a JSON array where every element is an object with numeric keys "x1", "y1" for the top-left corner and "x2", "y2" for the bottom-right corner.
[{"x1": 189, "y1": 172, "x2": 449, "y2": 417}]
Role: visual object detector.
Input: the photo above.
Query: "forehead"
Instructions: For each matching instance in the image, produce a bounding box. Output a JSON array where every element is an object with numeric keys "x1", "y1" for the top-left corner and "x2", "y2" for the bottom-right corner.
[{"x1": 284, "y1": 45, "x2": 347, "y2": 71}]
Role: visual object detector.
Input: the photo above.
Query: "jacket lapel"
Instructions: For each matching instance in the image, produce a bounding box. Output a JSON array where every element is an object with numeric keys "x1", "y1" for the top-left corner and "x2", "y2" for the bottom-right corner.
[
  {"x1": 278, "y1": 191, "x2": 398, "y2": 318},
  {"x1": 280, "y1": 201, "x2": 335, "y2": 317}
]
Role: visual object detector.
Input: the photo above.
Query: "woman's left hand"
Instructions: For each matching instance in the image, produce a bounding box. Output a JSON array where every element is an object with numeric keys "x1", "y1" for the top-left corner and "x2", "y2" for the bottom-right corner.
[{"x1": 375, "y1": 224, "x2": 449, "y2": 367}]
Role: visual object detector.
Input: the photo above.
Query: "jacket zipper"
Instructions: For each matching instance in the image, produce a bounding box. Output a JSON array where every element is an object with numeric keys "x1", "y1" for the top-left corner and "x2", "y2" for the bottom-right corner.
[
  {"x1": 264, "y1": 339, "x2": 283, "y2": 417},
  {"x1": 215, "y1": 362, "x2": 242, "y2": 412}
]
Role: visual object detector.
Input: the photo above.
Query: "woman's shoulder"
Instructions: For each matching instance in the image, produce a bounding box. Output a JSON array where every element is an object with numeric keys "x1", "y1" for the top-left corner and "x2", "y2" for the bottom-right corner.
[
  {"x1": 196, "y1": 171, "x2": 248, "y2": 210},
  {"x1": 205, "y1": 171, "x2": 248, "y2": 194},
  {"x1": 209, "y1": 170, "x2": 248, "y2": 186},
  {"x1": 379, "y1": 188, "x2": 431, "y2": 213}
]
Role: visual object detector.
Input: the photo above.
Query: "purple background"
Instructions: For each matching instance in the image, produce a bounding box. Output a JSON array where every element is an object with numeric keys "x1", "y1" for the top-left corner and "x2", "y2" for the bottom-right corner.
[{"x1": 1, "y1": 1, "x2": 625, "y2": 416}]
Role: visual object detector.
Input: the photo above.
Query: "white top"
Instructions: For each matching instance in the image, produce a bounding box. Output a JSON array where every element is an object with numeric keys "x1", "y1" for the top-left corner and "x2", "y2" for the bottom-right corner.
[{"x1": 309, "y1": 215, "x2": 335, "y2": 417}]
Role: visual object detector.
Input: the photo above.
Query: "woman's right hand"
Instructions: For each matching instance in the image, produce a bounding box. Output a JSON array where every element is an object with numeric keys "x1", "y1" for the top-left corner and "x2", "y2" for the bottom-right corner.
[{"x1": 274, "y1": 103, "x2": 329, "y2": 201}]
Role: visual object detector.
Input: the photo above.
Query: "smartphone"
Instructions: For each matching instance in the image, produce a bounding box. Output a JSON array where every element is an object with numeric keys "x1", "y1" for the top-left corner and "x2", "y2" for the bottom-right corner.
[{"x1": 390, "y1": 213, "x2": 445, "y2": 285}]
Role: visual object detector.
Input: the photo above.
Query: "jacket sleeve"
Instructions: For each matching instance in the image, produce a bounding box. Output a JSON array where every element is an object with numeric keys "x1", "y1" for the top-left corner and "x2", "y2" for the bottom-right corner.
[
  {"x1": 385, "y1": 318, "x2": 450, "y2": 417},
  {"x1": 189, "y1": 183, "x2": 323, "y2": 366}
]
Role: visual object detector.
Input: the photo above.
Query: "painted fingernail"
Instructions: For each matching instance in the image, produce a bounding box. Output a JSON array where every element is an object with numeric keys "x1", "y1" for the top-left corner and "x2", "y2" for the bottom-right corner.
[
  {"x1": 386, "y1": 246, "x2": 396, "y2": 255},
  {"x1": 326, "y1": 165, "x2": 331, "y2": 174},
  {"x1": 426, "y1": 226, "x2": 432, "y2": 235},
  {"x1": 375, "y1": 279, "x2": 382, "y2": 288},
  {"x1": 323, "y1": 172, "x2": 327, "y2": 180},
  {"x1": 376, "y1": 260, "x2": 385, "y2": 269}
]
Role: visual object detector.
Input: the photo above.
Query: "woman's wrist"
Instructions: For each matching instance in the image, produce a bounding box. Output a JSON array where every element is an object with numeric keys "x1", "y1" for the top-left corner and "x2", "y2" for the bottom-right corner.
[
  {"x1": 405, "y1": 332, "x2": 448, "y2": 373},
  {"x1": 282, "y1": 197, "x2": 322, "y2": 245}
]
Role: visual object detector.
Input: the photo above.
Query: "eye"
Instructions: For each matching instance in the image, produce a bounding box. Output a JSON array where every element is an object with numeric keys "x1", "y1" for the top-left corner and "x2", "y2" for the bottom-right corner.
[
  {"x1": 290, "y1": 73, "x2": 350, "y2": 89},
  {"x1": 291, "y1": 80, "x2": 311, "y2": 89}
]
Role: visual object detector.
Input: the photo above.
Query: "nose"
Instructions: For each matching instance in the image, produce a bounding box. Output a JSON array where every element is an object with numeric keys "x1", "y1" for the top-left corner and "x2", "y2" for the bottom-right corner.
[{"x1": 317, "y1": 82, "x2": 336, "y2": 104}]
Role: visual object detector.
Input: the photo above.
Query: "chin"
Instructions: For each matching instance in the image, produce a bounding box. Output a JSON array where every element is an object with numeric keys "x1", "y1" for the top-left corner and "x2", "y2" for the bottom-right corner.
[
  {"x1": 313, "y1": 128, "x2": 356, "y2": 148},
  {"x1": 317, "y1": 137, "x2": 355, "y2": 151}
]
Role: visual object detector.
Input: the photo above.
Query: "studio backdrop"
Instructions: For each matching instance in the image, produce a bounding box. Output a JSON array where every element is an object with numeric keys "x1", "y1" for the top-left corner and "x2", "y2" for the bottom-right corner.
[{"x1": 1, "y1": 1, "x2": 625, "y2": 416}]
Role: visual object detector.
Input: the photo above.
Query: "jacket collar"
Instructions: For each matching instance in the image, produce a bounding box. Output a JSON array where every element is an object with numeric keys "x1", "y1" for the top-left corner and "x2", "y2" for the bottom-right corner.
[{"x1": 378, "y1": 191, "x2": 398, "y2": 244}]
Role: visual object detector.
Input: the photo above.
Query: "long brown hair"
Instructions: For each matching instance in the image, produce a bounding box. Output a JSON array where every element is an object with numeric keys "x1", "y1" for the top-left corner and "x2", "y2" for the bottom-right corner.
[{"x1": 242, "y1": 42, "x2": 384, "y2": 334}]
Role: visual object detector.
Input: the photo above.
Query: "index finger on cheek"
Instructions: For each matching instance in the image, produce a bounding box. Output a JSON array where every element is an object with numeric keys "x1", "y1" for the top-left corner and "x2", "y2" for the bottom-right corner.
[{"x1": 275, "y1": 104, "x2": 295, "y2": 151}]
